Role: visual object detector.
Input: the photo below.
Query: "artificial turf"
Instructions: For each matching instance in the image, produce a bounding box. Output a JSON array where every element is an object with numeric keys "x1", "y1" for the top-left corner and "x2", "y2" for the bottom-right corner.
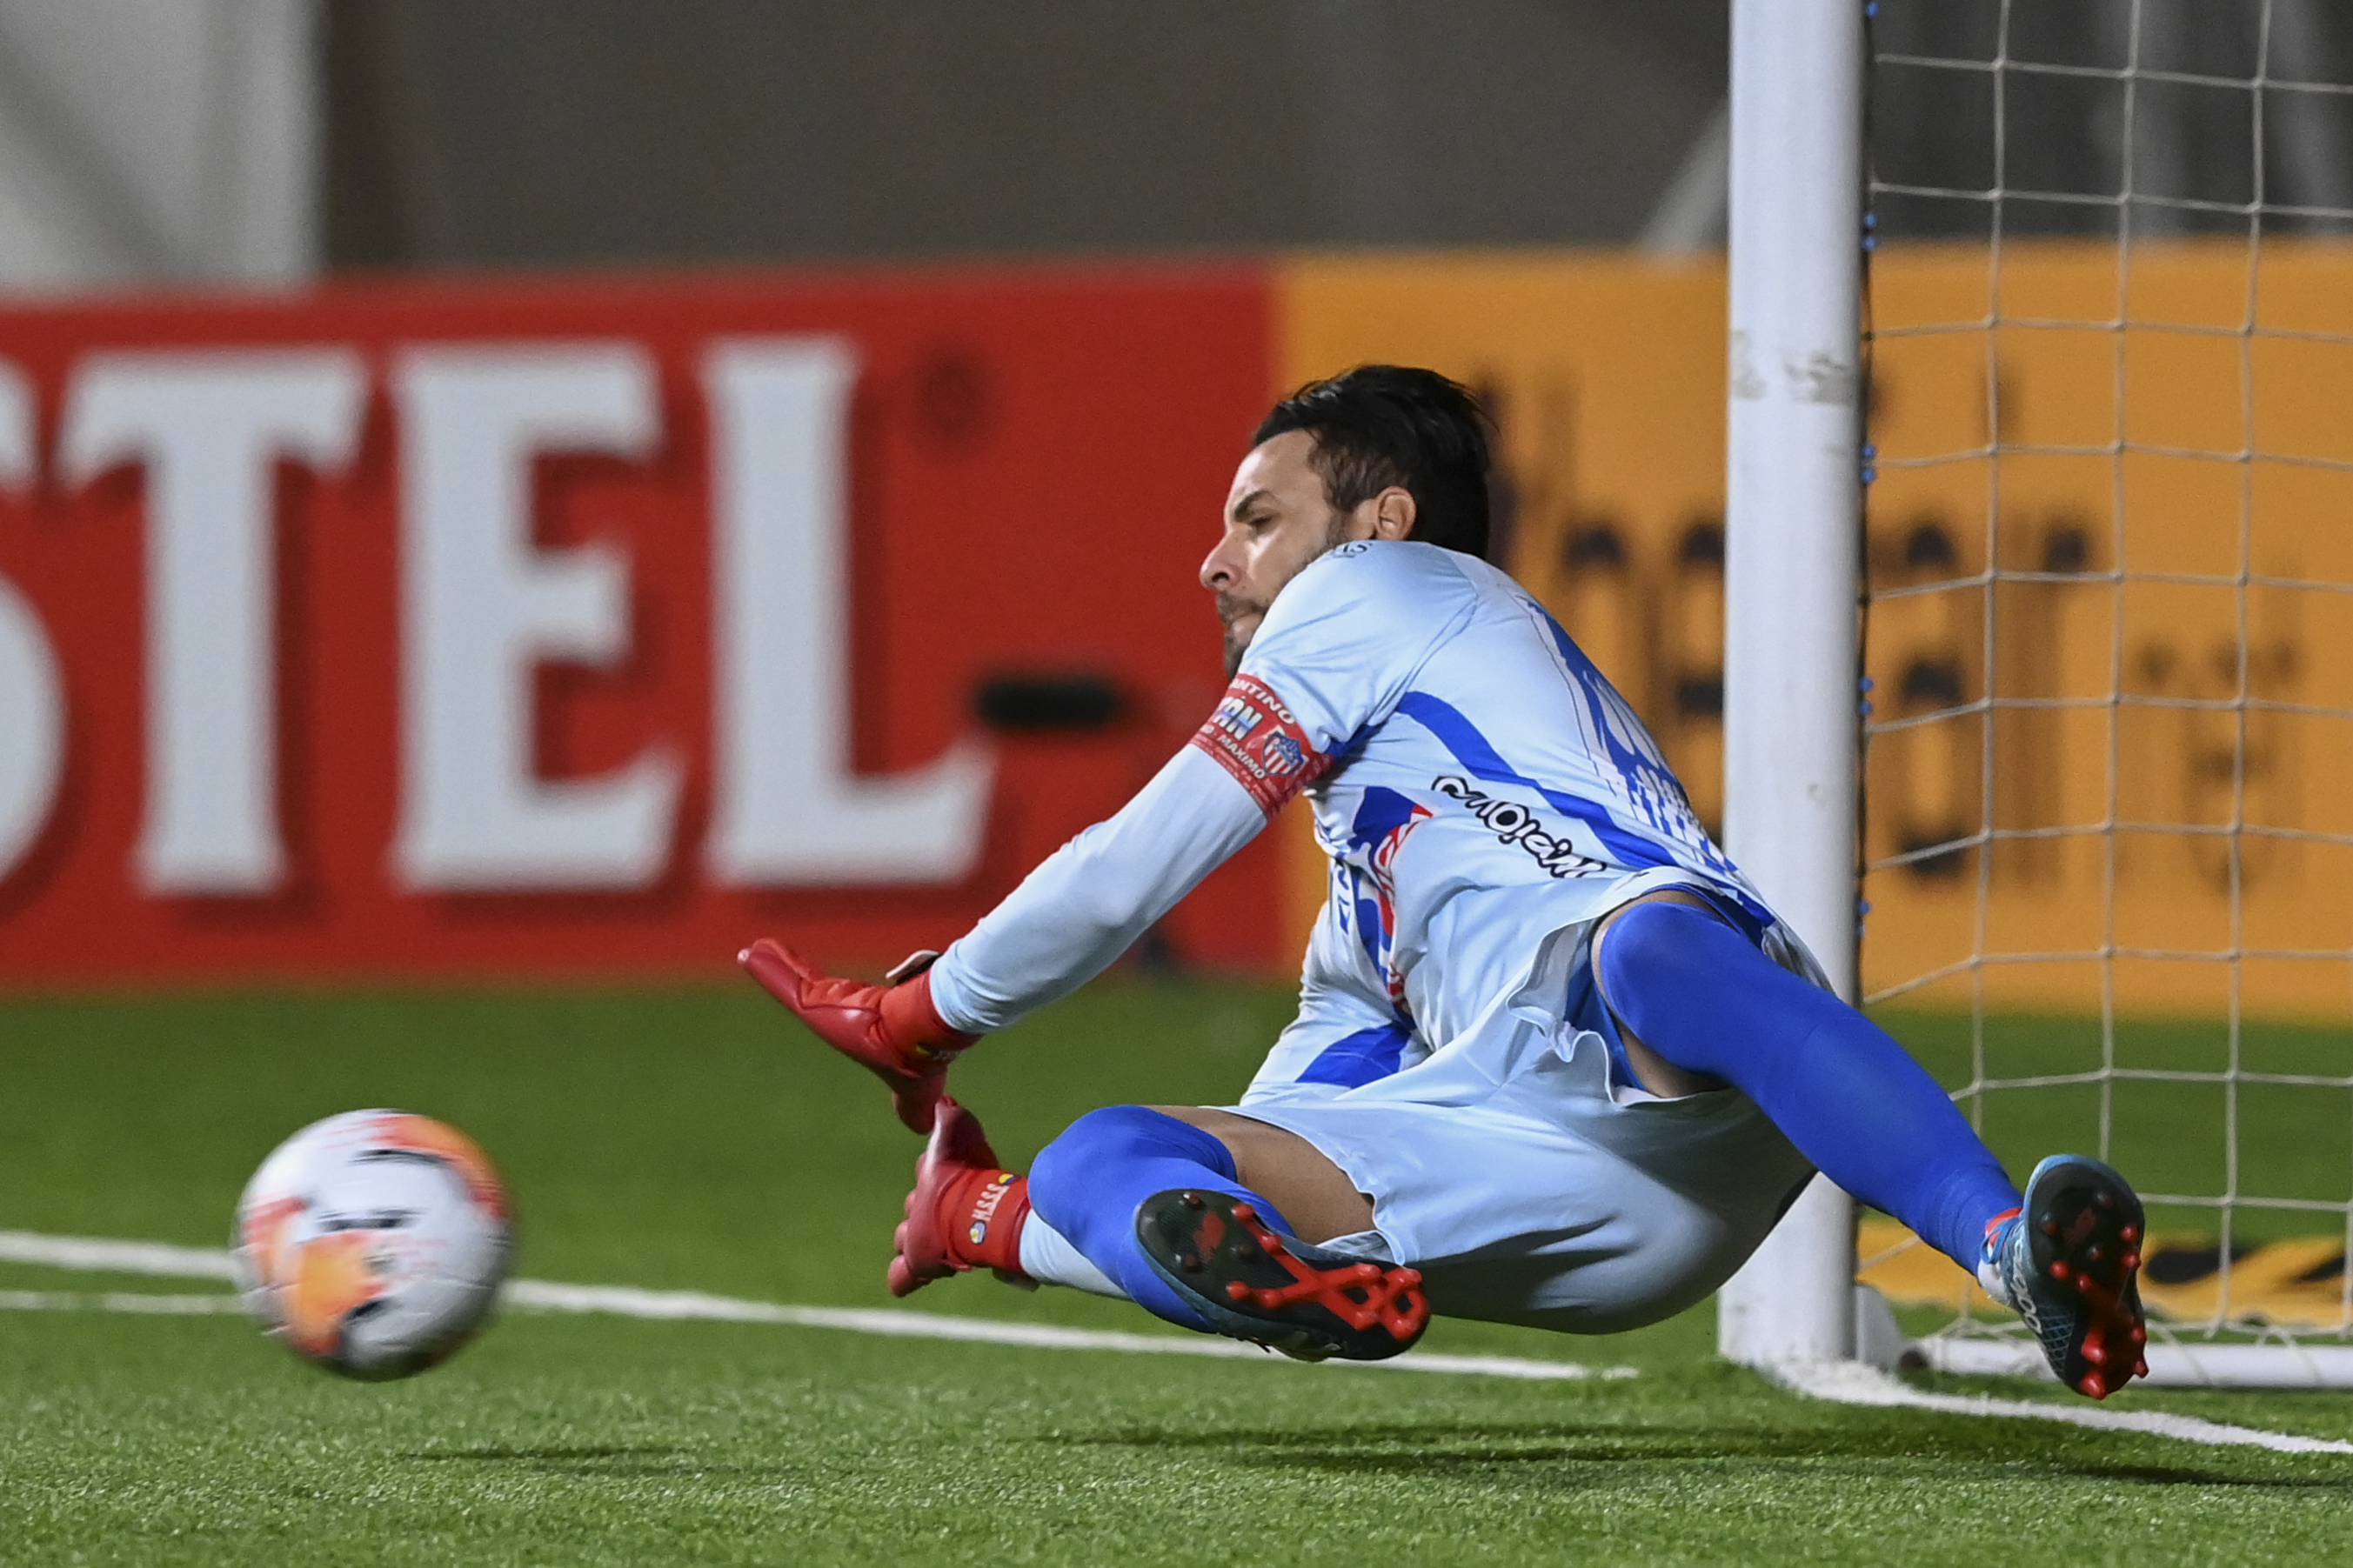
[{"x1": 3, "y1": 980, "x2": 2352, "y2": 1565}]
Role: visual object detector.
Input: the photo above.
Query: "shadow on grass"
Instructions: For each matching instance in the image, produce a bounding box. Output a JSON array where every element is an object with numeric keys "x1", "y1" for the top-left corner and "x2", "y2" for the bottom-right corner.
[
  {"x1": 1052, "y1": 1420, "x2": 2353, "y2": 1490},
  {"x1": 404, "y1": 1444, "x2": 759, "y2": 1478},
  {"x1": 410, "y1": 1445, "x2": 685, "y2": 1462}
]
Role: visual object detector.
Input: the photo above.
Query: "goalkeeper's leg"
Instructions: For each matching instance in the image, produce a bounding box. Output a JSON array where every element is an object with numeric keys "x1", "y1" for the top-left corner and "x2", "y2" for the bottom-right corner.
[
  {"x1": 892, "y1": 1101, "x2": 1428, "y2": 1360},
  {"x1": 1595, "y1": 897, "x2": 2145, "y2": 1397},
  {"x1": 1594, "y1": 898, "x2": 2022, "y2": 1272}
]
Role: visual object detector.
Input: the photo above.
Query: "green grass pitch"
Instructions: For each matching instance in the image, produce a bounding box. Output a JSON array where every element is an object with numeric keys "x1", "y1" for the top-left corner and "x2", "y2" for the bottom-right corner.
[{"x1": 3, "y1": 980, "x2": 2353, "y2": 1565}]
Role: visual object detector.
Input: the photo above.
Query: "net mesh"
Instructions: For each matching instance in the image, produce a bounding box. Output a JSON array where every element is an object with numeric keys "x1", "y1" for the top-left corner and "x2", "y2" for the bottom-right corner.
[{"x1": 1860, "y1": 0, "x2": 2353, "y2": 1359}]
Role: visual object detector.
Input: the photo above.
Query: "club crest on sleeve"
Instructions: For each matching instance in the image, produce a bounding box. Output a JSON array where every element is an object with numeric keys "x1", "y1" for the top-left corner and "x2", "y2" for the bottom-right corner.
[{"x1": 1190, "y1": 674, "x2": 1330, "y2": 816}]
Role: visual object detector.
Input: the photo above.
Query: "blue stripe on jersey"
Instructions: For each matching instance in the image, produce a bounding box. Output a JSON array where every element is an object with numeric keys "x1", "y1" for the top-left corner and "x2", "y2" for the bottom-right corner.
[
  {"x1": 1348, "y1": 786, "x2": 1427, "y2": 852},
  {"x1": 1349, "y1": 875, "x2": 1387, "y2": 974},
  {"x1": 1394, "y1": 691, "x2": 1673, "y2": 873},
  {"x1": 1395, "y1": 688, "x2": 1773, "y2": 926},
  {"x1": 1531, "y1": 611, "x2": 1768, "y2": 911},
  {"x1": 1299, "y1": 1022, "x2": 1412, "y2": 1088}
]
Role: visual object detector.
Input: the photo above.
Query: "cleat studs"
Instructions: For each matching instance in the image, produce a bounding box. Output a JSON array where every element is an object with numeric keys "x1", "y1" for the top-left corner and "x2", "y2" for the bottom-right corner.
[
  {"x1": 1226, "y1": 1281, "x2": 1252, "y2": 1303},
  {"x1": 1178, "y1": 1252, "x2": 1201, "y2": 1272},
  {"x1": 2129, "y1": 1326, "x2": 2147, "y2": 1345},
  {"x1": 2040, "y1": 1220, "x2": 2061, "y2": 1237},
  {"x1": 2122, "y1": 1252, "x2": 2141, "y2": 1270},
  {"x1": 2082, "y1": 1342, "x2": 2106, "y2": 1365},
  {"x1": 2082, "y1": 1371, "x2": 2109, "y2": 1398},
  {"x1": 2087, "y1": 1245, "x2": 2102, "y2": 1263},
  {"x1": 1231, "y1": 1203, "x2": 1257, "y2": 1223},
  {"x1": 2135, "y1": 1358, "x2": 2150, "y2": 1378},
  {"x1": 2120, "y1": 1224, "x2": 2139, "y2": 1242},
  {"x1": 1180, "y1": 1192, "x2": 1205, "y2": 1210},
  {"x1": 2049, "y1": 1261, "x2": 2069, "y2": 1279},
  {"x1": 2095, "y1": 1191, "x2": 2116, "y2": 1211}
]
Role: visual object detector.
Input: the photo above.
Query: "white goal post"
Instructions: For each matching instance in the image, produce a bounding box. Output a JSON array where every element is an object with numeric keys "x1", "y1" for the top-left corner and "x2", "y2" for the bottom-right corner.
[
  {"x1": 1717, "y1": 0, "x2": 1867, "y2": 1370},
  {"x1": 1720, "y1": 0, "x2": 2353, "y2": 1388}
]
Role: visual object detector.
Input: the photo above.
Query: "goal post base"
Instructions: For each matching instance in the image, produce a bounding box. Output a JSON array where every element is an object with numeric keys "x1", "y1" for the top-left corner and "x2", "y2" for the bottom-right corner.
[{"x1": 1717, "y1": 1174, "x2": 1857, "y2": 1368}]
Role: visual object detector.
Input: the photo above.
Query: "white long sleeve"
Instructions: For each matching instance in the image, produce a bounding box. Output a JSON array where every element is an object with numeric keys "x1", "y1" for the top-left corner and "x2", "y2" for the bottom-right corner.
[{"x1": 925, "y1": 744, "x2": 1269, "y2": 1032}]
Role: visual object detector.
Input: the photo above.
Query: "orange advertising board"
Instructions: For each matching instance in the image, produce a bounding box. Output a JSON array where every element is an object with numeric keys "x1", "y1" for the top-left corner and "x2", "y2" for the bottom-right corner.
[{"x1": 1277, "y1": 242, "x2": 2353, "y2": 1018}]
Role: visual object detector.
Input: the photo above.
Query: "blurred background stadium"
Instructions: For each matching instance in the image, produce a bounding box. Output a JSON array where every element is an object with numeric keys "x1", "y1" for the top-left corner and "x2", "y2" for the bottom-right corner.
[{"x1": 5, "y1": 8, "x2": 2353, "y2": 1558}]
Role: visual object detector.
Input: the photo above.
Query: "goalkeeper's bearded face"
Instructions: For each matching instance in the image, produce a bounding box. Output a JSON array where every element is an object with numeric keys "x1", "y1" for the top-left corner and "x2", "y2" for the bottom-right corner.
[{"x1": 1201, "y1": 430, "x2": 1411, "y2": 677}]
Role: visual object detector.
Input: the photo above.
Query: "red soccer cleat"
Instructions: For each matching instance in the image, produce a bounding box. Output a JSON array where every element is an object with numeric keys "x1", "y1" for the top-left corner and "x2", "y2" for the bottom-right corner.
[
  {"x1": 888, "y1": 1098, "x2": 1032, "y2": 1298},
  {"x1": 1134, "y1": 1188, "x2": 1428, "y2": 1361}
]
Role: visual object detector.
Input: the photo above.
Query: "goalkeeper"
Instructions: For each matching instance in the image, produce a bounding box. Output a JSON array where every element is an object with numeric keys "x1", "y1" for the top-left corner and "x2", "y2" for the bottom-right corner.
[{"x1": 742, "y1": 365, "x2": 2149, "y2": 1399}]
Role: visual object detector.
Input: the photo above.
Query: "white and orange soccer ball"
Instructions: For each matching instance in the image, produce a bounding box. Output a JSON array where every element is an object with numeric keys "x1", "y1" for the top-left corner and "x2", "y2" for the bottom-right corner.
[{"x1": 232, "y1": 1110, "x2": 512, "y2": 1380}]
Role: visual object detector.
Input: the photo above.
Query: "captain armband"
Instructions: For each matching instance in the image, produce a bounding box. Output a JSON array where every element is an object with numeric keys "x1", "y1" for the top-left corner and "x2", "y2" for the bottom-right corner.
[{"x1": 1187, "y1": 673, "x2": 1332, "y2": 817}]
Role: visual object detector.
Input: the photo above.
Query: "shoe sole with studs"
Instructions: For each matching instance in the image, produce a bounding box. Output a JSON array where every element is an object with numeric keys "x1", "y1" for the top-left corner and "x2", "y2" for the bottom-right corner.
[
  {"x1": 2017, "y1": 1154, "x2": 2149, "y2": 1399},
  {"x1": 1135, "y1": 1189, "x2": 1429, "y2": 1362}
]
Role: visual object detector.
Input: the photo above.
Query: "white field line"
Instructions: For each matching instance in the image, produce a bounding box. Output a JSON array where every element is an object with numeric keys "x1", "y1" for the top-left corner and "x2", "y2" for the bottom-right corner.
[
  {"x1": 0, "y1": 1290, "x2": 244, "y2": 1315},
  {"x1": 502, "y1": 1279, "x2": 1631, "y2": 1380},
  {"x1": 0, "y1": 1229, "x2": 1621, "y2": 1382},
  {"x1": 0, "y1": 1231, "x2": 236, "y2": 1279},
  {"x1": 1777, "y1": 1358, "x2": 2353, "y2": 1456},
  {"x1": 1923, "y1": 1332, "x2": 2353, "y2": 1391}
]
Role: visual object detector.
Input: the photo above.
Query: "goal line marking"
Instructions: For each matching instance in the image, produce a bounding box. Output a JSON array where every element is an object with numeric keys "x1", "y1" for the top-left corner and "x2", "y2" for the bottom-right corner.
[
  {"x1": 1776, "y1": 1359, "x2": 2353, "y2": 1457},
  {"x1": 0, "y1": 1228, "x2": 1621, "y2": 1383}
]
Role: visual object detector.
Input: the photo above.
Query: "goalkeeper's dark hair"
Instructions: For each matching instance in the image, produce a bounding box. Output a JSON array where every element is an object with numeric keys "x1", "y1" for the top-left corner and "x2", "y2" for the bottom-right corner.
[{"x1": 1253, "y1": 365, "x2": 1494, "y2": 560}]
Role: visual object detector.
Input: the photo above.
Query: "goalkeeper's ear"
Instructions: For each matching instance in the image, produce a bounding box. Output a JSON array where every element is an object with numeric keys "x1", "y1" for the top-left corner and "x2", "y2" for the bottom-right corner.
[{"x1": 1345, "y1": 484, "x2": 1416, "y2": 544}]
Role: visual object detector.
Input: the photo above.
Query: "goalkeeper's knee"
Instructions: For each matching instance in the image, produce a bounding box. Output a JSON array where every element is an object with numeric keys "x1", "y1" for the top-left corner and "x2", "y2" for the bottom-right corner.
[{"x1": 1028, "y1": 1105, "x2": 1294, "y2": 1331}]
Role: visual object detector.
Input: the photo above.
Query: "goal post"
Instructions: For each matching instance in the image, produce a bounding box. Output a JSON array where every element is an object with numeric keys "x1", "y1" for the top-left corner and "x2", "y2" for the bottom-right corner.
[
  {"x1": 1725, "y1": 0, "x2": 2353, "y2": 1388},
  {"x1": 1717, "y1": 0, "x2": 1868, "y2": 1370}
]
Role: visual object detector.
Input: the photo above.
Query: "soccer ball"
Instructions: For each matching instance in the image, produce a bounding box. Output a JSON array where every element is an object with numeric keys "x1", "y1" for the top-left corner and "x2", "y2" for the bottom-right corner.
[{"x1": 232, "y1": 1110, "x2": 511, "y2": 1380}]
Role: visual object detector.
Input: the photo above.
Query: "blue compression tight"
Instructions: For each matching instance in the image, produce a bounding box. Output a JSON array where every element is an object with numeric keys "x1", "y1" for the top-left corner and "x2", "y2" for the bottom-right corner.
[
  {"x1": 1597, "y1": 901, "x2": 2021, "y2": 1271},
  {"x1": 1027, "y1": 1105, "x2": 1297, "y2": 1331}
]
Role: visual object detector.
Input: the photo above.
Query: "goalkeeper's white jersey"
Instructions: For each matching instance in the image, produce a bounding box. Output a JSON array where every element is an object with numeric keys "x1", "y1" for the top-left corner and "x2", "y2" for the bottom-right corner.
[{"x1": 927, "y1": 539, "x2": 1799, "y2": 1099}]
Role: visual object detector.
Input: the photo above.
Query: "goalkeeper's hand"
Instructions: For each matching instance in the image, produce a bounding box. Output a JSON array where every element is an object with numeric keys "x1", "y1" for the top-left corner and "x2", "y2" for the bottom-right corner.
[{"x1": 737, "y1": 940, "x2": 979, "y2": 1134}]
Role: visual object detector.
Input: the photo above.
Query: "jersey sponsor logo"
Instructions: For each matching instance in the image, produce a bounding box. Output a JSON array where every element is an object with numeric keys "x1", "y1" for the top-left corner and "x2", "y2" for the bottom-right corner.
[
  {"x1": 1432, "y1": 775, "x2": 1609, "y2": 878},
  {"x1": 1190, "y1": 673, "x2": 1330, "y2": 816}
]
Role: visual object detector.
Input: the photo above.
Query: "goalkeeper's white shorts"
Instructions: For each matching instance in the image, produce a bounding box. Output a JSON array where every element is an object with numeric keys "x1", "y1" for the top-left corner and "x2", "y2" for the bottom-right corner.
[{"x1": 1228, "y1": 1026, "x2": 1815, "y2": 1335}]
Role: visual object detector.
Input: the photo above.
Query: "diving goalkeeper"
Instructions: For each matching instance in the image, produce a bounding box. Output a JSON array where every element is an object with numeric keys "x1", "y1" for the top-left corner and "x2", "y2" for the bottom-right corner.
[{"x1": 741, "y1": 365, "x2": 2149, "y2": 1399}]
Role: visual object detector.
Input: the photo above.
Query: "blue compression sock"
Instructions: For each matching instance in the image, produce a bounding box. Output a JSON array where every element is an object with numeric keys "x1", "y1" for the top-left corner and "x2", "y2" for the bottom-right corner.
[
  {"x1": 1596, "y1": 902, "x2": 2022, "y2": 1271},
  {"x1": 1027, "y1": 1105, "x2": 1296, "y2": 1332}
]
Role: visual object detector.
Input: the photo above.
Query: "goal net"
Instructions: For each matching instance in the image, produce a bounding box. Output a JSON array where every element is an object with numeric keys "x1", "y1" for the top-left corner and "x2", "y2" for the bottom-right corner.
[{"x1": 1857, "y1": 0, "x2": 2353, "y2": 1385}]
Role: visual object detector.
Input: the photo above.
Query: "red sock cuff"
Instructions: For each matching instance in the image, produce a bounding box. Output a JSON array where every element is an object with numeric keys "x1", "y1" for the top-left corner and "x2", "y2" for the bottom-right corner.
[{"x1": 939, "y1": 1169, "x2": 1031, "y2": 1276}]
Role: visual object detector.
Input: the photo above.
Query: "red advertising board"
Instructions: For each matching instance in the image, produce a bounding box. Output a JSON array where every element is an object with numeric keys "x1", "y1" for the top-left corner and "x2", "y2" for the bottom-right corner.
[{"x1": 0, "y1": 265, "x2": 1280, "y2": 984}]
